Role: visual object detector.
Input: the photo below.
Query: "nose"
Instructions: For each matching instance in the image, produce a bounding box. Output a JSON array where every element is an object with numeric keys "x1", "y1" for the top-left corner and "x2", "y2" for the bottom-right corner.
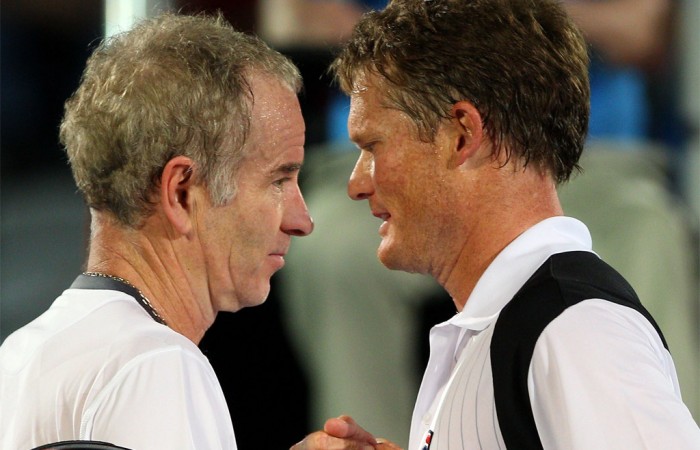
[
  {"x1": 347, "y1": 151, "x2": 374, "y2": 201},
  {"x1": 283, "y1": 184, "x2": 314, "y2": 237}
]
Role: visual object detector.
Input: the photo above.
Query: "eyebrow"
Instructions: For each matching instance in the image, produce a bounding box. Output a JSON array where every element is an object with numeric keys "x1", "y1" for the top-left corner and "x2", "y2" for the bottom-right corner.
[
  {"x1": 350, "y1": 130, "x2": 378, "y2": 150},
  {"x1": 348, "y1": 121, "x2": 369, "y2": 145},
  {"x1": 271, "y1": 162, "x2": 303, "y2": 176}
]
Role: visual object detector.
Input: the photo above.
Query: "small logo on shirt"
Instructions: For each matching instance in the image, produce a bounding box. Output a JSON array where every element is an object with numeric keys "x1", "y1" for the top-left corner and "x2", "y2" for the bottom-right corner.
[{"x1": 422, "y1": 429, "x2": 434, "y2": 450}]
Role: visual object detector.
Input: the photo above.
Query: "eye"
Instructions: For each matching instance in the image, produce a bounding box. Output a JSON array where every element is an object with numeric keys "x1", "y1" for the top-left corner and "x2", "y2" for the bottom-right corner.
[
  {"x1": 361, "y1": 141, "x2": 378, "y2": 153},
  {"x1": 273, "y1": 177, "x2": 291, "y2": 189}
]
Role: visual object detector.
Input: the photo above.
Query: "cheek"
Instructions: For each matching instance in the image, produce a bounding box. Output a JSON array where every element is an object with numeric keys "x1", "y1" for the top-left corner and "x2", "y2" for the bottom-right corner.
[
  {"x1": 238, "y1": 198, "x2": 284, "y2": 247},
  {"x1": 202, "y1": 205, "x2": 253, "y2": 258},
  {"x1": 377, "y1": 165, "x2": 420, "y2": 209},
  {"x1": 373, "y1": 156, "x2": 404, "y2": 195}
]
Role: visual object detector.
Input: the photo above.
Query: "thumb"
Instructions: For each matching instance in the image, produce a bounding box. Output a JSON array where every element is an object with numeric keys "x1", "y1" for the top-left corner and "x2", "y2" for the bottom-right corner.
[{"x1": 323, "y1": 415, "x2": 377, "y2": 445}]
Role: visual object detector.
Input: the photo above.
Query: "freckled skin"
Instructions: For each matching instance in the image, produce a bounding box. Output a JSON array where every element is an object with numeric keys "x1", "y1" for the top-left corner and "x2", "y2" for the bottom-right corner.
[
  {"x1": 347, "y1": 77, "x2": 466, "y2": 277},
  {"x1": 347, "y1": 74, "x2": 565, "y2": 307}
]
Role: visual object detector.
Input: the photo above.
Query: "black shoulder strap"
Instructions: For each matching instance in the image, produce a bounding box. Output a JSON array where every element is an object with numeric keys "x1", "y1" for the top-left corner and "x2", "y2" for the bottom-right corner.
[
  {"x1": 32, "y1": 440, "x2": 131, "y2": 450},
  {"x1": 490, "y1": 251, "x2": 667, "y2": 449}
]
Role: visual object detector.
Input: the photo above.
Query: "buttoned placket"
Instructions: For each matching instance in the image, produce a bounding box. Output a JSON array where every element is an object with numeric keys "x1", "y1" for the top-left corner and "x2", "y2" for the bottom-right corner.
[{"x1": 419, "y1": 327, "x2": 479, "y2": 449}]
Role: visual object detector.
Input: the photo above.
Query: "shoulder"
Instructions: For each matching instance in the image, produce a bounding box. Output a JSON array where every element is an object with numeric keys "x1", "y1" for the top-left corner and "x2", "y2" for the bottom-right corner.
[
  {"x1": 493, "y1": 250, "x2": 664, "y2": 353},
  {"x1": 80, "y1": 314, "x2": 233, "y2": 447},
  {"x1": 528, "y1": 300, "x2": 700, "y2": 449},
  {"x1": 534, "y1": 299, "x2": 669, "y2": 370},
  {"x1": 0, "y1": 289, "x2": 204, "y2": 375},
  {"x1": 79, "y1": 294, "x2": 215, "y2": 387},
  {"x1": 70, "y1": 289, "x2": 209, "y2": 370}
]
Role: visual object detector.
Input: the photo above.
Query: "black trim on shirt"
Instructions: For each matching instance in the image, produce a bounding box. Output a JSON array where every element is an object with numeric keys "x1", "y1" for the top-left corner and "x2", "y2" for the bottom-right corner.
[{"x1": 490, "y1": 251, "x2": 667, "y2": 449}]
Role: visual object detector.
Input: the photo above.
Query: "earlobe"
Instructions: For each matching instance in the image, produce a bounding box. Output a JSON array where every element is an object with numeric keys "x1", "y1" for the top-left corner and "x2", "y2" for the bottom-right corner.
[
  {"x1": 450, "y1": 101, "x2": 483, "y2": 167},
  {"x1": 161, "y1": 156, "x2": 196, "y2": 237}
]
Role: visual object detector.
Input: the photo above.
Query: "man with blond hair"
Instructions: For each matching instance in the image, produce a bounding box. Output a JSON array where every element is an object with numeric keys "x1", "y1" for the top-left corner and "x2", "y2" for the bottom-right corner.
[{"x1": 293, "y1": 0, "x2": 700, "y2": 448}]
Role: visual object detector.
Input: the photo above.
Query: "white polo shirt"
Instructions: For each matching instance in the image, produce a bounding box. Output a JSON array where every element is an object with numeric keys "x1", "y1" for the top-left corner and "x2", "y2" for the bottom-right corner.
[
  {"x1": 409, "y1": 216, "x2": 700, "y2": 449},
  {"x1": 0, "y1": 288, "x2": 237, "y2": 450}
]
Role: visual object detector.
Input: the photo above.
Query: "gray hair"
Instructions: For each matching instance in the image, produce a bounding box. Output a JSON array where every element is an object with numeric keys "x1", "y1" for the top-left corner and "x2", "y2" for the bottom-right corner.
[{"x1": 60, "y1": 12, "x2": 302, "y2": 227}]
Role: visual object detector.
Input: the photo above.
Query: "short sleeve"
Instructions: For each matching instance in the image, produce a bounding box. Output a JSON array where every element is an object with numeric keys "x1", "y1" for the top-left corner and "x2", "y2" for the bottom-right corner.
[
  {"x1": 82, "y1": 346, "x2": 237, "y2": 450},
  {"x1": 528, "y1": 299, "x2": 700, "y2": 449}
]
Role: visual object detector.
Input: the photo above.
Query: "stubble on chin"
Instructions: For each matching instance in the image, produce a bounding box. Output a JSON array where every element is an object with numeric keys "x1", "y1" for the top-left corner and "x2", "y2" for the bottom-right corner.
[{"x1": 377, "y1": 242, "x2": 427, "y2": 275}]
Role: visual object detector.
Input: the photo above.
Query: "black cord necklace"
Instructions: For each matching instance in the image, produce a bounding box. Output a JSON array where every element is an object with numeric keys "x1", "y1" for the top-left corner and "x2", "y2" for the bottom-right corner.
[{"x1": 72, "y1": 272, "x2": 167, "y2": 326}]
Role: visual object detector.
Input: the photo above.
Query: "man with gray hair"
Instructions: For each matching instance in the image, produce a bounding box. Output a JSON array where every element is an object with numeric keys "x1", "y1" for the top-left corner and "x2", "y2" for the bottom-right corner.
[{"x1": 0, "y1": 13, "x2": 313, "y2": 449}]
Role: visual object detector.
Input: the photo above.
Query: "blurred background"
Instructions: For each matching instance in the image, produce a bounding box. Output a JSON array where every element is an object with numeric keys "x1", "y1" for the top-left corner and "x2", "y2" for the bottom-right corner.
[{"x1": 2, "y1": 1, "x2": 698, "y2": 448}]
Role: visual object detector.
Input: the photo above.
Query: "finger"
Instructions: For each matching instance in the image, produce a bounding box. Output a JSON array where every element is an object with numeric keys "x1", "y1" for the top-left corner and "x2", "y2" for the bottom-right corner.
[
  {"x1": 291, "y1": 431, "x2": 377, "y2": 450},
  {"x1": 324, "y1": 416, "x2": 377, "y2": 444},
  {"x1": 375, "y1": 439, "x2": 404, "y2": 450}
]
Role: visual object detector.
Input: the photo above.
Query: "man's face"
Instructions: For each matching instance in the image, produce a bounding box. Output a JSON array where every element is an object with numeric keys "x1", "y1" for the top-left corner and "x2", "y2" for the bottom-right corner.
[
  {"x1": 347, "y1": 75, "x2": 457, "y2": 276},
  {"x1": 198, "y1": 75, "x2": 313, "y2": 312}
]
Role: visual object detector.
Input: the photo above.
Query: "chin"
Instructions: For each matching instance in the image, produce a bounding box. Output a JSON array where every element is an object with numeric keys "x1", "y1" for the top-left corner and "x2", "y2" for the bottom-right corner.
[
  {"x1": 378, "y1": 241, "x2": 428, "y2": 274},
  {"x1": 245, "y1": 287, "x2": 271, "y2": 308},
  {"x1": 378, "y1": 246, "x2": 410, "y2": 272},
  {"x1": 220, "y1": 284, "x2": 271, "y2": 312}
]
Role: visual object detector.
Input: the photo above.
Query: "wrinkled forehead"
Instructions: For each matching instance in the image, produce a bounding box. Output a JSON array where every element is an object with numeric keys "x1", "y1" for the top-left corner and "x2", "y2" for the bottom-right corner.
[{"x1": 244, "y1": 73, "x2": 304, "y2": 159}]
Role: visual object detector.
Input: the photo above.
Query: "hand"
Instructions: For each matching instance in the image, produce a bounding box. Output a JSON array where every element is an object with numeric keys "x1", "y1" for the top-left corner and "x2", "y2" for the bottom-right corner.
[
  {"x1": 290, "y1": 415, "x2": 403, "y2": 450},
  {"x1": 374, "y1": 439, "x2": 403, "y2": 450}
]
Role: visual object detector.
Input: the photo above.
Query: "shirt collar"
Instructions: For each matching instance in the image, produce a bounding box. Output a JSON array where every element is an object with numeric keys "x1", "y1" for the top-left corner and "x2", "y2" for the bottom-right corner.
[{"x1": 441, "y1": 216, "x2": 594, "y2": 331}]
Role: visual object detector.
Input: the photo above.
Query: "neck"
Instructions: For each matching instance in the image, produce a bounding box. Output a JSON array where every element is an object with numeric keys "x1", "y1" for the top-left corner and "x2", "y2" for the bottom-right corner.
[
  {"x1": 85, "y1": 211, "x2": 214, "y2": 344},
  {"x1": 439, "y1": 166, "x2": 563, "y2": 311}
]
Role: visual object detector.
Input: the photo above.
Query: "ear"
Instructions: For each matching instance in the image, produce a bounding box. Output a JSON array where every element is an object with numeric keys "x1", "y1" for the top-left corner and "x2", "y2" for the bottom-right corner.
[
  {"x1": 449, "y1": 100, "x2": 483, "y2": 168},
  {"x1": 160, "y1": 156, "x2": 196, "y2": 237}
]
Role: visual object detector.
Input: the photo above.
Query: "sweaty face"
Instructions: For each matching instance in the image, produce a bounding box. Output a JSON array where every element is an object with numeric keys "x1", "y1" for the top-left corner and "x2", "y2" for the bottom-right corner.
[
  {"x1": 199, "y1": 75, "x2": 313, "y2": 312},
  {"x1": 347, "y1": 76, "x2": 456, "y2": 276}
]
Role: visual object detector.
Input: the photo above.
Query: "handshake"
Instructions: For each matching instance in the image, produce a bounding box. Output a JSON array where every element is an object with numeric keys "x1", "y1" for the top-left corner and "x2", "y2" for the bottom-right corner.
[{"x1": 292, "y1": 416, "x2": 402, "y2": 450}]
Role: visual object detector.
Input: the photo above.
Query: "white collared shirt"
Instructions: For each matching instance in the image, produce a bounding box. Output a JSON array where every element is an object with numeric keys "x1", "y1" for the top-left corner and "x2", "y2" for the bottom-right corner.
[{"x1": 409, "y1": 217, "x2": 700, "y2": 449}]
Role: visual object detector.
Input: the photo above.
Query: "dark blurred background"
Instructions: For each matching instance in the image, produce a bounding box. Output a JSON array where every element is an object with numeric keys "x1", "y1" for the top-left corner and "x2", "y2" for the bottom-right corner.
[{"x1": 2, "y1": 1, "x2": 699, "y2": 448}]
